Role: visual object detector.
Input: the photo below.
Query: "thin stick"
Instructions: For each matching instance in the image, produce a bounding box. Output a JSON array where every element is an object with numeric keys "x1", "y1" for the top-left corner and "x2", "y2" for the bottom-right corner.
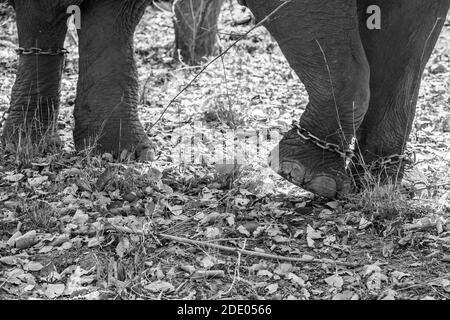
[
  {"x1": 159, "y1": 233, "x2": 358, "y2": 267},
  {"x1": 148, "y1": 0, "x2": 292, "y2": 131},
  {"x1": 108, "y1": 223, "x2": 358, "y2": 267}
]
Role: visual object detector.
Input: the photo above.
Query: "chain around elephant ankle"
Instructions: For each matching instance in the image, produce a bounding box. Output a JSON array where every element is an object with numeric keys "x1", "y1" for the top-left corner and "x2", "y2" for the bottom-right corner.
[
  {"x1": 15, "y1": 47, "x2": 69, "y2": 56},
  {"x1": 291, "y1": 121, "x2": 413, "y2": 170},
  {"x1": 291, "y1": 121, "x2": 355, "y2": 160},
  {"x1": 356, "y1": 152, "x2": 414, "y2": 171}
]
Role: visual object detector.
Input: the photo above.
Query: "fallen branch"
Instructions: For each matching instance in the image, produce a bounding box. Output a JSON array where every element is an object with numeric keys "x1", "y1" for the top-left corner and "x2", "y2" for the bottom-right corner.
[
  {"x1": 159, "y1": 233, "x2": 358, "y2": 267},
  {"x1": 107, "y1": 223, "x2": 358, "y2": 267}
]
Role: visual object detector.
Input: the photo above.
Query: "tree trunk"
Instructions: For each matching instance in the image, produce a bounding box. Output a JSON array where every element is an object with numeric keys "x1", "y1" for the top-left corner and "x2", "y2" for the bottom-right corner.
[{"x1": 173, "y1": 0, "x2": 224, "y2": 65}]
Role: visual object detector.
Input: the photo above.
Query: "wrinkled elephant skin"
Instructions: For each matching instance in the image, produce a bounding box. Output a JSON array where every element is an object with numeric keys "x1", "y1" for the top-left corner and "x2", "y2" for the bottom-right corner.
[{"x1": 244, "y1": 0, "x2": 449, "y2": 198}]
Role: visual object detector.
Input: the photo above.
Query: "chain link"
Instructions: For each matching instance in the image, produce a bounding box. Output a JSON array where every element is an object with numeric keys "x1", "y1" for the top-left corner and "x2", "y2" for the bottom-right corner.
[
  {"x1": 0, "y1": 107, "x2": 9, "y2": 132},
  {"x1": 15, "y1": 47, "x2": 69, "y2": 56},
  {"x1": 359, "y1": 151, "x2": 414, "y2": 170},
  {"x1": 292, "y1": 121, "x2": 354, "y2": 159},
  {"x1": 291, "y1": 121, "x2": 412, "y2": 169}
]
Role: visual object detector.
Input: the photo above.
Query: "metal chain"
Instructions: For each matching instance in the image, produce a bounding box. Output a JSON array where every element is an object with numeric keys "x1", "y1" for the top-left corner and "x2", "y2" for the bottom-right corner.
[
  {"x1": 291, "y1": 121, "x2": 412, "y2": 169},
  {"x1": 0, "y1": 107, "x2": 9, "y2": 132},
  {"x1": 0, "y1": 47, "x2": 69, "y2": 133},
  {"x1": 292, "y1": 121, "x2": 354, "y2": 159},
  {"x1": 359, "y1": 152, "x2": 414, "y2": 170},
  {"x1": 15, "y1": 47, "x2": 69, "y2": 56}
]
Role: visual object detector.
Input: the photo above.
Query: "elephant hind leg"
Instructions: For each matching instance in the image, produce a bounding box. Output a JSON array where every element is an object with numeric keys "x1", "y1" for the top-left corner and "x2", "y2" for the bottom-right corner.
[
  {"x1": 246, "y1": 0, "x2": 370, "y2": 198},
  {"x1": 355, "y1": 0, "x2": 450, "y2": 183}
]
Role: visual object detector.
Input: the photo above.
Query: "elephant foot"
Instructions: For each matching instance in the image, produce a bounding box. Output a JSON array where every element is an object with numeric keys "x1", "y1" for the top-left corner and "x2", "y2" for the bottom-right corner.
[
  {"x1": 118, "y1": 140, "x2": 155, "y2": 162},
  {"x1": 75, "y1": 119, "x2": 155, "y2": 162},
  {"x1": 268, "y1": 129, "x2": 351, "y2": 198},
  {"x1": 87, "y1": 134, "x2": 155, "y2": 162}
]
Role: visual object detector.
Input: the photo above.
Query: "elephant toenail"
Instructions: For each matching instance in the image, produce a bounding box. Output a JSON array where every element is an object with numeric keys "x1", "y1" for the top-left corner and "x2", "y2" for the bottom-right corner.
[
  {"x1": 290, "y1": 163, "x2": 306, "y2": 185},
  {"x1": 307, "y1": 176, "x2": 337, "y2": 199},
  {"x1": 280, "y1": 162, "x2": 293, "y2": 175}
]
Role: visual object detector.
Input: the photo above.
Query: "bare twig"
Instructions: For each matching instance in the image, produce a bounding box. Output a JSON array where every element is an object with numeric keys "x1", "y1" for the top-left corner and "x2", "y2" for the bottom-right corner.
[
  {"x1": 106, "y1": 223, "x2": 358, "y2": 267},
  {"x1": 148, "y1": 0, "x2": 292, "y2": 131},
  {"x1": 160, "y1": 233, "x2": 358, "y2": 267},
  {"x1": 223, "y1": 239, "x2": 245, "y2": 294}
]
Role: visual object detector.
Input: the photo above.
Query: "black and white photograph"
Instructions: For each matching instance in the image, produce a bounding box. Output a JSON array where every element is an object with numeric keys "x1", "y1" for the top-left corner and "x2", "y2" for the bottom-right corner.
[{"x1": 0, "y1": 0, "x2": 449, "y2": 303}]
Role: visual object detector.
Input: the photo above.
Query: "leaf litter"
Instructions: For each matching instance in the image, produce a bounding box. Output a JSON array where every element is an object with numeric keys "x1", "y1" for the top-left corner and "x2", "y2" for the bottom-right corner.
[{"x1": 0, "y1": 4, "x2": 449, "y2": 300}]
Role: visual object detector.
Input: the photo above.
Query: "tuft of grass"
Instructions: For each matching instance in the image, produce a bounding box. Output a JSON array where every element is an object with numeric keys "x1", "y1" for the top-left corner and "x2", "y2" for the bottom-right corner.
[
  {"x1": 213, "y1": 163, "x2": 244, "y2": 189},
  {"x1": 347, "y1": 151, "x2": 412, "y2": 219},
  {"x1": 2, "y1": 120, "x2": 62, "y2": 167},
  {"x1": 202, "y1": 94, "x2": 245, "y2": 129},
  {"x1": 350, "y1": 182, "x2": 409, "y2": 219},
  {"x1": 18, "y1": 200, "x2": 59, "y2": 232}
]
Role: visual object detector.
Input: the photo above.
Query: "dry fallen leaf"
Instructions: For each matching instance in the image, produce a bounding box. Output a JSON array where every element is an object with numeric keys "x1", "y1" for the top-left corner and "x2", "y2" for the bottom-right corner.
[
  {"x1": 64, "y1": 266, "x2": 95, "y2": 296},
  {"x1": 0, "y1": 256, "x2": 21, "y2": 266},
  {"x1": 332, "y1": 290, "x2": 357, "y2": 300},
  {"x1": 71, "y1": 210, "x2": 89, "y2": 226},
  {"x1": 199, "y1": 256, "x2": 216, "y2": 269},
  {"x1": 266, "y1": 283, "x2": 278, "y2": 295},
  {"x1": 45, "y1": 284, "x2": 65, "y2": 299},
  {"x1": 324, "y1": 274, "x2": 344, "y2": 288},
  {"x1": 25, "y1": 261, "x2": 44, "y2": 272},
  {"x1": 200, "y1": 212, "x2": 222, "y2": 225},
  {"x1": 237, "y1": 225, "x2": 251, "y2": 237},
  {"x1": 306, "y1": 225, "x2": 322, "y2": 240},
  {"x1": 287, "y1": 273, "x2": 305, "y2": 287},
  {"x1": 274, "y1": 263, "x2": 293, "y2": 276},
  {"x1": 205, "y1": 226, "x2": 221, "y2": 239},
  {"x1": 366, "y1": 272, "x2": 388, "y2": 291},
  {"x1": 257, "y1": 270, "x2": 273, "y2": 278},
  {"x1": 27, "y1": 175, "x2": 48, "y2": 188},
  {"x1": 116, "y1": 237, "x2": 131, "y2": 258},
  {"x1": 144, "y1": 280, "x2": 175, "y2": 293},
  {"x1": 4, "y1": 173, "x2": 24, "y2": 182},
  {"x1": 14, "y1": 230, "x2": 37, "y2": 249},
  {"x1": 382, "y1": 242, "x2": 395, "y2": 258}
]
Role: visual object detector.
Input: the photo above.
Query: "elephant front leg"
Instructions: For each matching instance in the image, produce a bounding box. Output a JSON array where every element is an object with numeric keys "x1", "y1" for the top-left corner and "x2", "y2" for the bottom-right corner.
[
  {"x1": 246, "y1": 0, "x2": 370, "y2": 198},
  {"x1": 74, "y1": 0, "x2": 154, "y2": 161},
  {"x1": 2, "y1": 2, "x2": 69, "y2": 148},
  {"x1": 354, "y1": 0, "x2": 449, "y2": 186}
]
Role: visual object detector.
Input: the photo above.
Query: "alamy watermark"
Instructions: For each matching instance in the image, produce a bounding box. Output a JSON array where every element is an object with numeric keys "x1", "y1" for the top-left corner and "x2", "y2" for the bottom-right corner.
[
  {"x1": 65, "y1": 4, "x2": 382, "y2": 31},
  {"x1": 66, "y1": 5, "x2": 81, "y2": 30},
  {"x1": 169, "y1": 122, "x2": 281, "y2": 167},
  {"x1": 367, "y1": 5, "x2": 381, "y2": 30}
]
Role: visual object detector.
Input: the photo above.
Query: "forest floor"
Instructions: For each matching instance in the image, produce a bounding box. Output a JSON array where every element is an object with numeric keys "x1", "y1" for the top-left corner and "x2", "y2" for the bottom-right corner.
[{"x1": 0, "y1": 4, "x2": 449, "y2": 300}]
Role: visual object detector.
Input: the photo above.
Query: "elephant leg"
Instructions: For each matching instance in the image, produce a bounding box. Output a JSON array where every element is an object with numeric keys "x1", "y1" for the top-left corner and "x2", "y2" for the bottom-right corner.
[
  {"x1": 1, "y1": 1, "x2": 72, "y2": 147},
  {"x1": 245, "y1": 0, "x2": 370, "y2": 198},
  {"x1": 354, "y1": 0, "x2": 450, "y2": 183},
  {"x1": 74, "y1": 0, "x2": 154, "y2": 161}
]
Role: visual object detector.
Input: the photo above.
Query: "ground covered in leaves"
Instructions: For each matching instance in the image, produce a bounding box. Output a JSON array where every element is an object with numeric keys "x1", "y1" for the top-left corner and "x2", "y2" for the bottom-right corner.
[{"x1": 0, "y1": 4, "x2": 449, "y2": 300}]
